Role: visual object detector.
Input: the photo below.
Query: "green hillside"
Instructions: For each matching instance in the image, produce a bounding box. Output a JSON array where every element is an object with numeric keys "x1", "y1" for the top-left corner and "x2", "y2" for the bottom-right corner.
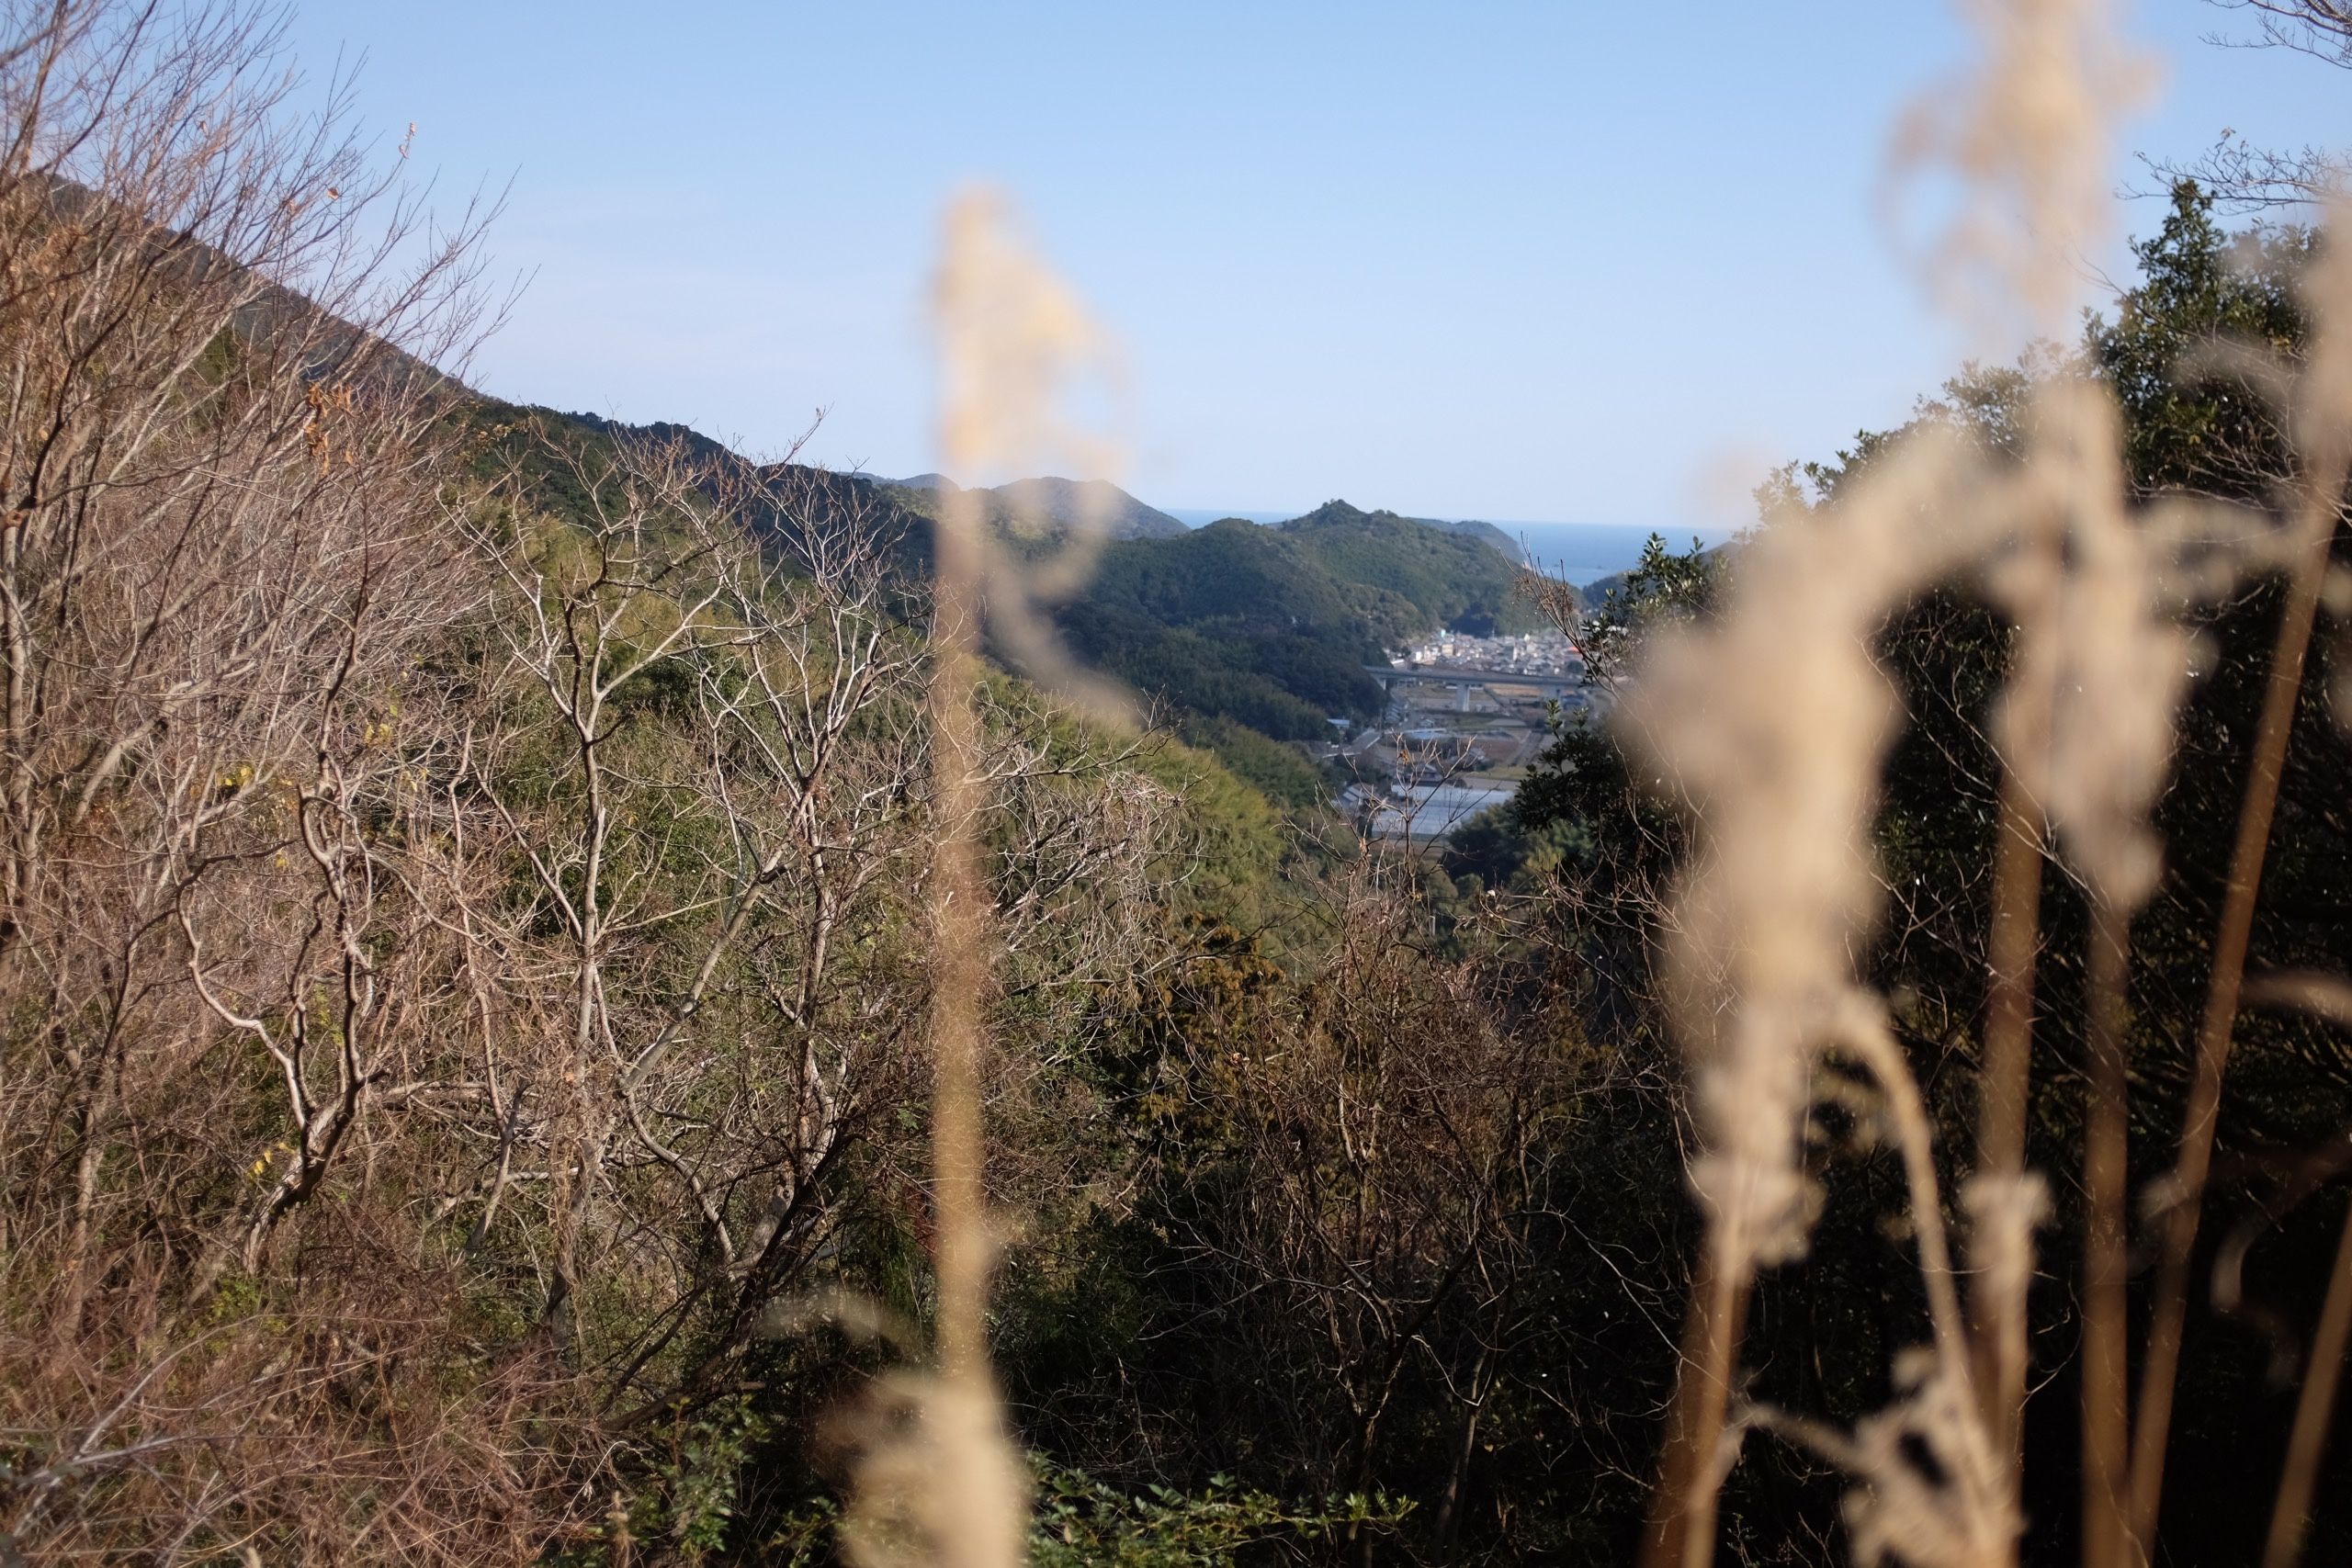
[
  {"x1": 1277, "y1": 499, "x2": 1535, "y2": 635},
  {"x1": 885, "y1": 472, "x2": 1187, "y2": 541},
  {"x1": 1049, "y1": 503, "x2": 1537, "y2": 757},
  {"x1": 470, "y1": 420, "x2": 1521, "y2": 794}
]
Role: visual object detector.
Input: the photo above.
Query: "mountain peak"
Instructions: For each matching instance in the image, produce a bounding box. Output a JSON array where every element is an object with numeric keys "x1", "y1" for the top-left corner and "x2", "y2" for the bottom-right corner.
[
  {"x1": 989, "y1": 476, "x2": 1185, "y2": 538},
  {"x1": 884, "y1": 473, "x2": 1186, "y2": 541}
]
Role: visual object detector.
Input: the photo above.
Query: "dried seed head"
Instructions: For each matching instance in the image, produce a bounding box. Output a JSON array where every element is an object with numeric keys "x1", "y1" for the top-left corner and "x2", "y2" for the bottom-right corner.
[
  {"x1": 1991, "y1": 378, "x2": 2186, "y2": 910},
  {"x1": 933, "y1": 189, "x2": 1135, "y2": 723},
  {"x1": 840, "y1": 1374, "x2": 1031, "y2": 1568},
  {"x1": 1839, "y1": 1352, "x2": 2019, "y2": 1568}
]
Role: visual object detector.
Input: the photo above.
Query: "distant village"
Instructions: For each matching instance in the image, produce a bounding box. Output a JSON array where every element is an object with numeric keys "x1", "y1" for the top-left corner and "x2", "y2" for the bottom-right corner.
[
  {"x1": 1328, "y1": 627, "x2": 1607, "y2": 843},
  {"x1": 1399, "y1": 628, "x2": 1585, "y2": 678}
]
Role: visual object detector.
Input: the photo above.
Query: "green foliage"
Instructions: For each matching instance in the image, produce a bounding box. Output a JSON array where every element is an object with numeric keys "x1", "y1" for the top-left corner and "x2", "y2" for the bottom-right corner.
[
  {"x1": 1026, "y1": 1462, "x2": 1413, "y2": 1566},
  {"x1": 760, "y1": 1461, "x2": 1410, "y2": 1566},
  {"x1": 1276, "y1": 500, "x2": 1534, "y2": 636},
  {"x1": 1057, "y1": 506, "x2": 1533, "y2": 754},
  {"x1": 1441, "y1": 804, "x2": 1592, "y2": 897},
  {"x1": 1569, "y1": 530, "x2": 1721, "y2": 681},
  {"x1": 1170, "y1": 713, "x2": 1328, "y2": 812},
  {"x1": 2088, "y1": 181, "x2": 2313, "y2": 499},
  {"x1": 1510, "y1": 531, "x2": 1717, "y2": 852},
  {"x1": 551, "y1": 1397, "x2": 770, "y2": 1568},
  {"x1": 1060, "y1": 600, "x2": 1360, "y2": 740}
]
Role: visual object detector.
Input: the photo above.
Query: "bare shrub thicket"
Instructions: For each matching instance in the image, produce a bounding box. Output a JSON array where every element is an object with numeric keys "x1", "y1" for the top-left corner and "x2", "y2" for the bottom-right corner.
[
  {"x1": 1157, "y1": 858, "x2": 1583, "y2": 1546},
  {"x1": 0, "y1": 6, "x2": 1182, "y2": 1562},
  {"x1": 0, "y1": 2, "x2": 534, "y2": 1555}
]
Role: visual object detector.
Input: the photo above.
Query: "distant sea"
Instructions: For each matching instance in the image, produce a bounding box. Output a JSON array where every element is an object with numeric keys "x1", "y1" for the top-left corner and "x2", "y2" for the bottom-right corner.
[
  {"x1": 1160, "y1": 508, "x2": 1733, "y2": 587},
  {"x1": 1497, "y1": 521, "x2": 1734, "y2": 585}
]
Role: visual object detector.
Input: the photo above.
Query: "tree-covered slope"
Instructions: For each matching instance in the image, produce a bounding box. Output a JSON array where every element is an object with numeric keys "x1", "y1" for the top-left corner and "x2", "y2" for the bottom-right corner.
[
  {"x1": 1279, "y1": 499, "x2": 1535, "y2": 635},
  {"x1": 1052, "y1": 504, "x2": 1537, "y2": 747},
  {"x1": 483, "y1": 420, "x2": 1524, "y2": 789},
  {"x1": 885, "y1": 472, "x2": 1186, "y2": 541}
]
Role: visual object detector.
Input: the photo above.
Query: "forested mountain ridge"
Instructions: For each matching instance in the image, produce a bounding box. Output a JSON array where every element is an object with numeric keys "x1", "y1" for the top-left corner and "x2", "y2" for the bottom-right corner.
[
  {"x1": 511, "y1": 406, "x2": 943, "y2": 580},
  {"x1": 492, "y1": 412, "x2": 1535, "y2": 800},
  {"x1": 1048, "y1": 502, "x2": 1544, "y2": 787},
  {"x1": 885, "y1": 470, "x2": 1188, "y2": 539},
  {"x1": 1274, "y1": 499, "x2": 1533, "y2": 632}
]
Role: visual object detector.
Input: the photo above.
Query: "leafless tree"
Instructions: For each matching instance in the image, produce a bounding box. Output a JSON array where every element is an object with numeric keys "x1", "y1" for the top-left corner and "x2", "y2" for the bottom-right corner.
[
  {"x1": 0, "y1": 1, "x2": 560, "y2": 1559},
  {"x1": 439, "y1": 424, "x2": 1183, "y2": 1431},
  {"x1": 0, "y1": 5, "x2": 1188, "y2": 1558},
  {"x1": 2139, "y1": 3, "x2": 2352, "y2": 209}
]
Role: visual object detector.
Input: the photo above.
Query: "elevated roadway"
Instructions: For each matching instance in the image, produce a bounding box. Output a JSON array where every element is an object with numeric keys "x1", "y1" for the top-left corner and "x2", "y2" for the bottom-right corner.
[{"x1": 1365, "y1": 662, "x2": 1587, "y2": 712}]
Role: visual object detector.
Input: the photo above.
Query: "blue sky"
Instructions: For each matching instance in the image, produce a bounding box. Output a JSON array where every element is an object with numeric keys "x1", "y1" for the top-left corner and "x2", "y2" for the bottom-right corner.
[{"x1": 285, "y1": 2, "x2": 2346, "y2": 528}]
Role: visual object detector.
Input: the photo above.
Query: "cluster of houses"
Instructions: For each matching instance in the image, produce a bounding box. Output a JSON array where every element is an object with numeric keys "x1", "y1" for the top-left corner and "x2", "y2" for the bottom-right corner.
[
  {"x1": 1322, "y1": 628, "x2": 1608, "y2": 844},
  {"x1": 1398, "y1": 628, "x2": 1583, "y2": 678}
]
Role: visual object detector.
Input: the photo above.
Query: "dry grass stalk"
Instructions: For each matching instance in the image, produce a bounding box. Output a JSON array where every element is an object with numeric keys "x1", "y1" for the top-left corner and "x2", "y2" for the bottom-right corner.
[
  {"x1": 2127, "y1": 190, "x2": 2352, "y2": 1559},
  {"x1": 1633, "y1": 420, "x2": 2007, "y2": 1568},
  {"x1": 1632, "y1": 4, "x2": 2258, "y2": 1564},
  {"x1": 1969, "y1": 761, "x2": 2049, "y2": 1472},
  {"x1": 2262, "y1": 1188, "x2": 2352, "y2": 1568},
  {"x1": 842, "y1": 189, "x2": 1127, "y2": 1568},
  {"x1": 2078, "y1": 897, "x2": 2132, "y2": 1568},
  {"x1": 1900, "y1": 0, "x2": 2150, "y2": 1524},
  {"x1": 1632, "y1": 0, "x2": 2352, "y2": 1552}
]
